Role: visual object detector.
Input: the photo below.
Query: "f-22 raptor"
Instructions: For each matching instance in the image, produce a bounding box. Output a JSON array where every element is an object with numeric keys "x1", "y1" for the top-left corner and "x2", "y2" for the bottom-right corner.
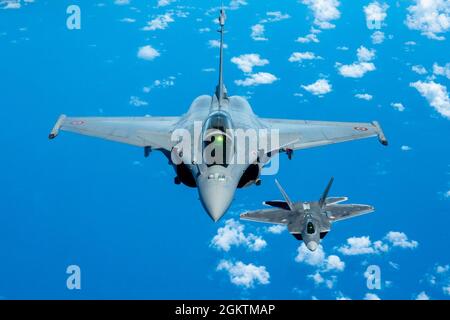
[
  {"x1": 240, "y1": 178, "x2": 374, "y2": 251},
  {"x1": 49, "y1": 9, "x2": 387, "y2": 222}
]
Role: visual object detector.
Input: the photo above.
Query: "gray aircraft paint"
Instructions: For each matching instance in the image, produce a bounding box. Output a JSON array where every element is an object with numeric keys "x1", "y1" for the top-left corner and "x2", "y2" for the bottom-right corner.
[
  {"x1": 49, "y1": 9, "x2": 387, "y2": 222},
  {"x1": 240, "y1": 178, "x2": 375, "y2": 251}
]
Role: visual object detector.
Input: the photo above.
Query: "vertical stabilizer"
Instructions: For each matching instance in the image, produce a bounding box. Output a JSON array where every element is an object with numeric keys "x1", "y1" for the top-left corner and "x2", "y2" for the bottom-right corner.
[
  {"x1": 275, "y1": 179, "x2": 295, "y2": 211},
  {"x1": 319, "y1": 177, "x2": 334, "y2": 208}
]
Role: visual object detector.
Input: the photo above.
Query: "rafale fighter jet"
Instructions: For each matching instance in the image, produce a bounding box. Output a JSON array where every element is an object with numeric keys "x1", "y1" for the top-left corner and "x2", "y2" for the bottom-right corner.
[
  {"x1": 240, "y1": 178, "x2": 374, "y2": 251},
  {"x1": 49, "y1": 9, "x2": 387, "y2": 222}
]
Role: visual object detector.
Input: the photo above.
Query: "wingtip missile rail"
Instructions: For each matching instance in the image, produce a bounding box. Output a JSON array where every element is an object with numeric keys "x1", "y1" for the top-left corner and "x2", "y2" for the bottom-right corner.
[{"x1": 48, "y1": 114, "x2": 67, "y2": 140}]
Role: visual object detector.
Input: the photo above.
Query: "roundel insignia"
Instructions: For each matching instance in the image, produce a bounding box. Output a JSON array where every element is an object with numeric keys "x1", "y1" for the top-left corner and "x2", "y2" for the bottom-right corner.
[
  {"x1": 71, "y1": 120, "x2": 85, "y2": 126},
  {"x1": 354, "y1": 126, "x2": 368, "y2": 131}
]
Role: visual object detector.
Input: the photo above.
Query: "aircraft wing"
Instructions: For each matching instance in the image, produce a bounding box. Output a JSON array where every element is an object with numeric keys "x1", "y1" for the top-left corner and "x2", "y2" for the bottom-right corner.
[
  {"x1": 240, "y1": 208, "x2": 292, "y2": 225},
  {"x1": 261, "y1": 119, "x2": 388, "y2": 151},
  {"x1": 326, "y1": 204, "x2": 374, "y2": 222},
  {"x1": 49, "y1": 115, "x2": 181, "y2": 151}
]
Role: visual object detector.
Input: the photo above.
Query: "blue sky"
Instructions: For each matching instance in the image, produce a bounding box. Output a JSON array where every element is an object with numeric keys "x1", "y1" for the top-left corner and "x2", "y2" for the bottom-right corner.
[{"x1": 0, "y1": 0, "x2": 449, "y2": 300}]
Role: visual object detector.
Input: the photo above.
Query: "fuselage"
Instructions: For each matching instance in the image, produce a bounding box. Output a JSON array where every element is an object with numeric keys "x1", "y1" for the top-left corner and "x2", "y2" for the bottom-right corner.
[
  {"x1": 169, "y1": 94, "x2": 267, "y2": 221},
  {"x1": 288, "y1": 202, "x2": 332, "y2": 251}
]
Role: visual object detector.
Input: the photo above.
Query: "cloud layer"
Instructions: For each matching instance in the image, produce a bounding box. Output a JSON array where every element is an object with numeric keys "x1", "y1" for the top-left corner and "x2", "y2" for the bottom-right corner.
[
  {"x1": 410, "y1": 81, "x2": 450, "y2": 119},
  {"x1": 301, "y1": 79, "x2": 332, "y2": 96},
  {"x1": 217, "y1": 260, "x2": 270, "y2": 288},
  {"x1": 211, "y1": 219, "x2": 267, "y2": 252},
  {"x1": 406, "y1": 0, "x2": 450, "y2": 40}
]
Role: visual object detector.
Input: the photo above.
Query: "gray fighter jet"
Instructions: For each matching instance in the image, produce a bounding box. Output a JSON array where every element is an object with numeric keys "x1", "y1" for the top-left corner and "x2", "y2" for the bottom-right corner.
[
  {"x1": 240, "y1": 178, "x2": 374, "y2": 251},
  {"x1": 49, "y1": 9, "x2": 387, "y2": 222}
]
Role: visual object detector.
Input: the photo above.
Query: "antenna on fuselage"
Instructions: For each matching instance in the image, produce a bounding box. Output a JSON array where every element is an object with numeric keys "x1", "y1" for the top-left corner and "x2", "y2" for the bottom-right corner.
[{"x1": 215, "y1": 6, "x2": 227, "y2": 107}]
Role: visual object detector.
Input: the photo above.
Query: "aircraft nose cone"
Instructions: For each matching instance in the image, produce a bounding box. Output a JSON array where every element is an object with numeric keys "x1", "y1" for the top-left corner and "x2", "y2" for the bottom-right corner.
[
  {"x1": 306, "y1": 241, "x2": 318, "y2": 252},
  {"x1": 202, "y1": 194, "x2": 232, "y2": 222},
  {"x1": 198, "y1": 177, "x2": 236, "y2": 222}
]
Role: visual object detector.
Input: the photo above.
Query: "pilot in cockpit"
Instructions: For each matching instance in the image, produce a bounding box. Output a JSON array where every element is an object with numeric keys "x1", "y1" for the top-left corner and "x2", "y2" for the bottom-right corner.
[{"x1": 202, "y1": 111, "x2": 234, "y2": 167}]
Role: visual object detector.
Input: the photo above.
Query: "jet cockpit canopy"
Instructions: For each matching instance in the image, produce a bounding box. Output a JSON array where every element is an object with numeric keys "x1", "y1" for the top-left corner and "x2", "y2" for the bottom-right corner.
[{"x1": 202, "y1": 111, "x2": 234, "y2": 167}]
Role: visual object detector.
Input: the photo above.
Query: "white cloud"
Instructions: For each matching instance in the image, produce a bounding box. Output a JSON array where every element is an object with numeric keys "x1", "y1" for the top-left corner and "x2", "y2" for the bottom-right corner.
[
  {"x1": 295, "y1": 243, "x2": 345, "y2": 272},
  {"x1": 436, "y1": 265, "x2": 449, "y2": 273},
  {"x1": 427, "y1": 275, "x2": 437, "y2": 285},
  {"x1": 235, "y1": 72, "x2": 278, "y2": 86},
  {"x1": 208, "y1": 39, "x2": 228, "y2": 48},
  {"x1": 355, "y1": 93, "x2": 373, "y2": 101},
  {"x1": 336, "y1": 293, "x2": 352, "y2": 300},
  {"x1": 250, "y1": 24, "x2": 268, "y2": 41},
  {"x1": 410, "y1": 81, "x2": 450, "y2": 119},
  {"x1": 173, "y1": 10, "x2": 189, "y2": 18},
  {"x1": 425, "y1": 263, "x2": 450, "y2": 287},
  {"x1": 337, "y1": 62, "x2": 375, "y2": 78},
  {"x1": 129, "y1": 96, "x2": 148, "y2": 107},
  {"x1": 1, "y1": 0, "x2": 21, "y2": 9},
  {"x1": 142, "y1": 13, "x2": 174, "y2": 31},
  {"x1": 199, "y1": 27, "x2": 210, "y2": 33},
  {"x1": 301, "y1": 0, "x2": 341, "y2": 29},
  {"x1": 325, "y1": 276, "x2": 337, "y2": 289},
  {"x1": 210, "y1": 219, "x2": 267, "y2": 252},
  {"x1": 389, "y1": 261, "x2": 400, "y2": 270},
  {"x1": 228, "y1": 0, "x2": 248, "y2": 10},
  {"x1": 153, "y1": 77, "x2": 175, "y2": 88},
  {"x1": 415, "y1": 291, "x2": 430, "y2": 300},
  {"x1": 267, "y1": 225, "x2": 287, "y2": 234},
  {"x1": 296, "y1": 33, "x2": 320, "y2": 43},
  {"x1": 391, "y1": 102, "x2": 405, "y2": 112},
  {"x1": 406, "y1": 0, "x2": 450, "y2": 40},
  {"x1": 250, "y1": 11, "x2": 290, "y2": 41},
  {"x1": 337, "y1": 46, "x2": 349, "y2": 51},
  {"x1": 137, "y1": 45, "x2": 160, "y2": 60},
  {"x1": 373, "y1": 240, "x2": 389, "y2": 252},
  {"x1": 337, "y1": 46, "x2": 376, "y2": 78},
  {"x1": 120, "y1": 18, "x2": 136, "y2": 23},
  {"x1": 157, "y1": 0, "x2": 175, "y2": 7},
  {"x1": 444, "y1": 285, "x2": 450, "y2": 295},
  {"x1": 364, "y1": 293, "x2": 381, "y2": 300},
  {"x1": 357, "y1": 46, "x2": 376, "y2": 62},
  {"x1": 143, "y1": 76, "x2": 176, "y2": 93},
  {"x1": 301, "y1": 79, "x2": 332, "y2": 96},
  {"x1": 308, "y1": 272, "x2": 336, "y2": 288},
  {"x1": 371, "y1": 31, "x2": 385, "y2": 44},
  {"x1": 401, "y1": 145, "x2": 412, "y2": 151},
  {"x1": 385, "y1": 231, "x2": 418, "y2": 249},
  {"x1": 288, "y1": 52, "x2": 322, "y2": 63},
  {"x1": 1, "y1": 0, "x2": 33, "y2": 9},
  {"x1": 338, "y1": 232, "x2": 418, "y2": 256},
  {"x1": 217, "y1": 260, "x2": 270, "y2": 288},
  {"x1": 338, "y1": 236, "x2": 379, "y2": 255},
  {"x1": 324, "y1": 255, "x2": 345, "y2": 272},
  {"x1": 202, "y1": 67, "x2": 215, "y2": 72},
  {"x1": 433, "y1": 63, "x2": 450, "y2": 79},
  {"x1": 445, "y1": 190, "x2": 450, "y2": 198},
  {"x1": 114, "y1": 0, "x2": 130, "y2": 5},
  {"x1": 260, "y1": 11, "x2": 290, "y2": 23},
  {"x1": 426, "y1": 264, "x2": 450, "y2": 295},
  {"x1": 308, "y1": 272, "x2": 324, "y2": 285},
  {"x1": 296, "y1": 243, "x2": 326, "y2": 266},
  {"x1": 231, "y1": 54, "x2": 269, "y2": 73},
  {"x1": 364, "y1": 1, "x2": 389, "y2": 29},
  {"x1": 412, "y1": 65, "x2": 428, "y2": 75}
]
